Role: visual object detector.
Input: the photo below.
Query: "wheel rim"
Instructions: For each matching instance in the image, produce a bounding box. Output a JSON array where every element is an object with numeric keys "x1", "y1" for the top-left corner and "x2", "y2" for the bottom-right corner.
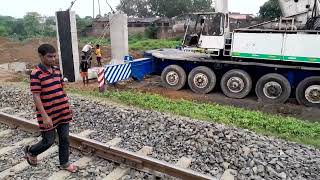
[
  {"x1": 305, "y1": 85, "x2": 320, "y2": 104},
  {"x1": 166, "y1": 71, "x2": 179, "y2": 86},
  {"x1": 226, "y1": 77, "x2": 245, "y2": 93},
  {"x1": 193, "y1": 73, "x2": 209, "y2": 89},
  {"x1": 263, "y1": 81, "x2": 282, "y2": 99}
]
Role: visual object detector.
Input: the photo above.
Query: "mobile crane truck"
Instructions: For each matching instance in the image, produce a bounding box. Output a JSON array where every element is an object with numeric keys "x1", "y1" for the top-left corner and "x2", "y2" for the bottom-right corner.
[
  {"x1": 103, "y1": 0, "x2": 320, "y2": 108},
  {"x1": 137, "y1": 0, "x2": 320, "y2": 108}
]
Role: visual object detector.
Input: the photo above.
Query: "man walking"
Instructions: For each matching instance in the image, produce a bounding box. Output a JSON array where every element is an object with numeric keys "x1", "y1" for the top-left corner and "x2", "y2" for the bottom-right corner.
[{"x1": 24, "y1": 44, "x2": 77, "y2": 173}]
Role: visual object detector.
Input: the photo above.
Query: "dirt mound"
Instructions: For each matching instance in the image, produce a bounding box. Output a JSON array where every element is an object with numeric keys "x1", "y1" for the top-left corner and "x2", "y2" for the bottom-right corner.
[
  {"x1": 0, "y1": 37, "x2": 143, "y2": 68},
  {"x1": 0, "y1": 37, "x2": 57, "y2": 67}
]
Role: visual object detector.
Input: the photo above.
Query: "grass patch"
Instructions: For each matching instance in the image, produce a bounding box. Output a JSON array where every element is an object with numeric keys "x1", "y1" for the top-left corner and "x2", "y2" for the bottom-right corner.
[
  {"x1": 130, "y1": 39, "x2": 181, "y2": 51},
  {"x1": 79, "y1": 34, "x2": 181, "y2": 51},
  {"x1": 79, "y1": 36, "x2": 111, "y2": 46},
  {"x1": 66, "y1": 87, "x2": 320, "y2": 148},
  {"x1": 128, "y1": 33, "x2": 181, "y2": 51}
]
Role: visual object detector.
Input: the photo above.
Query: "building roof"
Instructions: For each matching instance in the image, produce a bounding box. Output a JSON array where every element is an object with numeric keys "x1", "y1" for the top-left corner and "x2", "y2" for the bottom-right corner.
[
  {"x1": 93, "y1": 17, "x2": 170, "y2": 23},
  {"x1": 128, "y1": 17, "x2": 159, "y2": 23},
  {"x1": 229, "y1": 12, "x2": 254, "y2": 20}
]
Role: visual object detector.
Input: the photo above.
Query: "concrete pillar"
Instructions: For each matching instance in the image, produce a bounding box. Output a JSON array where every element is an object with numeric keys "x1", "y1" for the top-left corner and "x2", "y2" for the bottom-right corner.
[
  {"x1": 69, "y1": 11, "x2": 81, "y2": 81},
  {"x1": 55, "y1": 10, "x2": 80, "y2": 82},
  {"x1": 109, "y1": 14, "x2": 129, "y2": 65},
  {"x1": 215, "y1": 0, "x2": 228, "y2": 13}
]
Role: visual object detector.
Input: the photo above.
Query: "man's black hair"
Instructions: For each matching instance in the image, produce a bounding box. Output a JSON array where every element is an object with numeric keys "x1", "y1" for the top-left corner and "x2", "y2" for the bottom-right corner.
[
  {"x1": 96, "y1": 44, "x2": 100, "y2": 48},
  {"x1": 38, "y1": 44, "x2": 56, "y2": 56}
]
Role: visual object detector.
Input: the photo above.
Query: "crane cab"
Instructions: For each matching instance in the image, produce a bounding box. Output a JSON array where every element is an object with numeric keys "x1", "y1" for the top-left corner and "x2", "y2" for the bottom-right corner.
[{"x1": 182, "y1": 12, "x2": 230, "y2": 56}]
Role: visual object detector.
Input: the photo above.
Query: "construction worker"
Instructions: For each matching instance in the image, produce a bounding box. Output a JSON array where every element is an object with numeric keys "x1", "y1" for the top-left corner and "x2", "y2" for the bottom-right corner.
[
  {"x1": 82, "y1": 42, "x2": 93, "y2": 68},
  {"x1": 80, "y1": 55, "x2": 89, "y2": 86}
]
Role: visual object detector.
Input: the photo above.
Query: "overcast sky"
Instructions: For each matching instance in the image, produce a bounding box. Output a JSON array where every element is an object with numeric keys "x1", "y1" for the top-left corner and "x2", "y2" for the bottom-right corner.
[{"x1": 0, "y1": 0, "x2": 268, "y2": 18}]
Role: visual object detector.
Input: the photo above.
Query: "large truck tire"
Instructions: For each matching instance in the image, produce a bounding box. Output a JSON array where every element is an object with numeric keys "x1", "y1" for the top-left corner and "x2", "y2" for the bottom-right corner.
[
  {"x1": 296, "y1": 76, "x2": 320, "y2": 108},
  {"x1": 188, "y1": 66, "x2": 216, "y2": 94},
  {"x1": 221, "y1": 69, "x2": 252, "y2": 99},
  {"x1": 255, "y1": 73, "x2": 291, "y2": 104},
  {"x1": 161, "y1": 65, "x2": 186, "y2": 90}
]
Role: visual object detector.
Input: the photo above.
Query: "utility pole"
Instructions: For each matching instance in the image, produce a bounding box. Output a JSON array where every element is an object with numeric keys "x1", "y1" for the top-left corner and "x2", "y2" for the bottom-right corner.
[
  {"x1": 98, "y1": 0, "x2": 101, "y2": 16},
  {"x1": 93, "y1": 0, "x2": 95, "y2": 18}
]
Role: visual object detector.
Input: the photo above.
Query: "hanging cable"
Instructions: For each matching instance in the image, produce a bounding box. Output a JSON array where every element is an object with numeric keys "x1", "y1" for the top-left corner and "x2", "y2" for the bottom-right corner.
[
  {"x1": 106, "y1": 0, "x2": 115, "y2": 14},
  {"x1": 67, "y1": 0, "x2": 78, "y2": 11}
]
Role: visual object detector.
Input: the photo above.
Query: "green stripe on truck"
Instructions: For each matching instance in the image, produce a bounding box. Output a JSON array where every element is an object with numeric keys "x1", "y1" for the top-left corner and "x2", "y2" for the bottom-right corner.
[{"x1": 232, "y1": 52, "x2": 320, "y2": 63}]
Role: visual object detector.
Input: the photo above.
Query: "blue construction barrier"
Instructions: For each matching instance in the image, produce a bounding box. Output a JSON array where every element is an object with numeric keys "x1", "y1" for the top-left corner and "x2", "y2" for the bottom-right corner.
[
  {"x1": 104, "y1": 57, "x2": 155, "y2": 84},
  {"x1": 104, "y1": 63, "x2": 131, "y2": 84}
]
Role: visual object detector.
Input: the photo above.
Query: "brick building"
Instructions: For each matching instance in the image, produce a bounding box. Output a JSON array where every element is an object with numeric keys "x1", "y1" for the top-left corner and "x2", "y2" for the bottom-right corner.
[{"x1": 85, "y1": 17, "x2": 174, "y2": 39}]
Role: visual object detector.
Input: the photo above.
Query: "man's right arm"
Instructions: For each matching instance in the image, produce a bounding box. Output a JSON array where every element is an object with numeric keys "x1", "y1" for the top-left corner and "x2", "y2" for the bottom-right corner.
[
  {"x1": 30, "y1": 71, "x2": 53, "y2": 129},
  {"x1": 33, "y1": 93, "x2": 53, "y2": 128}
]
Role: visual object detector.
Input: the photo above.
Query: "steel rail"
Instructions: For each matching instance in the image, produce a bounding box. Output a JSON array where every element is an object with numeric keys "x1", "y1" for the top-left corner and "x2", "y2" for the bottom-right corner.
[{"x1": 0, "y1": 112, "x2": 216, "y2": 180}]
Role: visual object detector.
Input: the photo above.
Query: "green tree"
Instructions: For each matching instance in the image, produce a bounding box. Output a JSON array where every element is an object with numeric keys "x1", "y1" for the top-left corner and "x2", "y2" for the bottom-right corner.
[
  {"x1": 45, "y1": 16, "x2": 56, "y2": 26},
  {"x1": 117, "y1": 0, "x2": 152, "y2": 17},
  {"x1": 191, "y1": 0, "x2": 214, "y2": 12},
  {"x1": 0, "y1": 15, "x2": 15, "y2": 36},
  {"x1": 0, "y1": 13, "x2": 58, "y2": 40},
  {"x1": 76, "y1": 15, "x2": 93, "y2": 36},
  {"x1": 259, "y1": 0, "x2": 282, "y2": 20},
  {"x1": 23, "y1": 12, "x2": 41, "y2": 36},
  {"x1": 149, "y1": 0, "x2": 192, "y2": 18},
  {"x1": 0, "y1": 26, "x2": 8, "y2": 36},
  {"x1": 145, "y1": 24, "x2": 158, "y2": 38},
  {"x1": 116, "y1": 0, "x2": 214, "y2": 18},
  {"x1": 11, "y1": 19, "x2": 27, "y2": 40},
  {"x1": 42, "y1": 25, "x2": 56, "y2": 37}
]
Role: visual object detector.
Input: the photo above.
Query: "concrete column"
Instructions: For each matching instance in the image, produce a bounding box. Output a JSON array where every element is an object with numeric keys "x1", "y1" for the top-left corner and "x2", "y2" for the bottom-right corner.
[
  {"x1": 69, "y1": 11, "x2": 80, "y2": 81},
  {"x1": 109, "y1": 14, "x2": 129, "y2": 65},
  {"x1": 55, "y1": 10, "x2": 80, "y2": 82}
]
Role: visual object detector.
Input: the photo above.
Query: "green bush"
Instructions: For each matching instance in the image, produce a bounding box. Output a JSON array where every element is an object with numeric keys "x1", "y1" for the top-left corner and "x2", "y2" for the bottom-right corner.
[{"x1": 144, "y1": 24, "x2": 158, "y2": 39}]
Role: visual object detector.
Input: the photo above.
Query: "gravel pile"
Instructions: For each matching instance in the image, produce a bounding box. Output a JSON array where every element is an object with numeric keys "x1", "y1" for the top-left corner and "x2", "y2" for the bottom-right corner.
[{"x1": 1, "y1": 84, "x2": 320, "y2": 180}]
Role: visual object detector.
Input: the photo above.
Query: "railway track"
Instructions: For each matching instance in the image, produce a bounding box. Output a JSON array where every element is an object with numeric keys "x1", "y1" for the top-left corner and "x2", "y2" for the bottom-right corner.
[{"x1": 0, "y1": 111, "x2": 216, "y2": 180}]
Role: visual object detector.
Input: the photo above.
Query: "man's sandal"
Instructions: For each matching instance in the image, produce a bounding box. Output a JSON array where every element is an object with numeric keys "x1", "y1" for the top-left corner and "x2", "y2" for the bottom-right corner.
[
  {"x1": 24, "y1": 145, "x2": 38, "y2": 166},
  {"x1": 61, "y1": 163, "x2": 78, "y2": 173}
]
